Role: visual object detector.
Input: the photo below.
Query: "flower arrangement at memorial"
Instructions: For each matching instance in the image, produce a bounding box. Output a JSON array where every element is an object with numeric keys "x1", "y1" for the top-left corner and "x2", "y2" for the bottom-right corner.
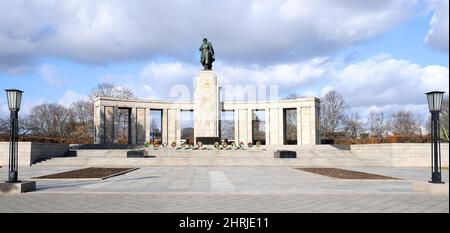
[
  {"x1": 256, "y1": 141, "x2": 261, "y2": 148},
  {"x1": 153, "y1": 140, "x2": 160, "y2": 148},
  {"x1": 222, "y1": 141, "x2": 228, "y2": 149},
  {"x1": 247, "y1": 142, "x2": 253, "y2": 148},
  {"x1": 239, "y1": 141, "x2": 244, "y2": 148},
  {"x1": 214, "y1": 141, "x2": 220, "y2": 149},
  {"x1": 197, "y1": 141, "x2": 203, "y2": 148},
  {"x1": 144, "y1": 141, "x2": 151, "y2": 147},
  {"x1": 230, "y1": 141, "x2": 236, "y2": 148},
  {"x1": 171, "y1": 141, "x2": 176, "y2": 148}
]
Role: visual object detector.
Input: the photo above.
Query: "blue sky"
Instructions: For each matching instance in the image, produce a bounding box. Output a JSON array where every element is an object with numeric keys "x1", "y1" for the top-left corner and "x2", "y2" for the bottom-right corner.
[{"x1": 0, "y1": 0, "x2": 448, "y2": 121}]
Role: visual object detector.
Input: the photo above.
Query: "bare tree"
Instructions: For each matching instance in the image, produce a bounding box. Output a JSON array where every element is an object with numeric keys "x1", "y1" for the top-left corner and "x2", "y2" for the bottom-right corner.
[
  {"x1": 220, "y1": 120, "x2": 234, "y2": 141},
  {"x1": 285, "y1": 109, "x2": 297, "y2": 143},
  {"x1": 367, "y1": 111, "x2": 389, "y2": 137},
  {"x1": 0, "y1": 114, "x2": 33, "y2": 137},
  {"x1": 0, "y1": 116, "x2": 8, "y2": 134},
  {"x1": 343, "y1": 112, "x2": 365, "y2": 139},
  {"x1": 427, "y1": 96, "x2": 450, "y2": 140},
  {"x1": 19, "y1": 115, "x2": 33, "y2": 136},
  {"x1": 27, "y1": 103, "x2": 76, "y2": 142},
  {"x1": 320, "y1": 90, "x2": 347, "y2": 137},
  {"x1": 149, "y1": 118, "x2": 162, "y2": 141},
  {"x1": 70, "y1": 100, "x2": 95, "y2": 143},
  {"x1": 89, "y1": 82, "x2": 136, "y2": 101},
  {"x1": 390, "y1": 110, "x2": 422, "y2": 135},
  {"x1": 252, "y1": 111, "x2": 265, "y2": 143},
  {"x1": 71, "y1": 100, "x2": 94, "y2": 124},
  {"x1": 117, "y1": 108, "x2": 130, "y2": 144}
]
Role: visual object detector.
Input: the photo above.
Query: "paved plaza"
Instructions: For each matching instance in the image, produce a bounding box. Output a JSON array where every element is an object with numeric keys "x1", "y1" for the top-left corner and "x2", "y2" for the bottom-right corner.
[
  {"x1": 0, "y1": 166, "x2": 448, "y2": 212},
  {"x1": 1, "y1": 193, "x2": 448, "y2": 213}
]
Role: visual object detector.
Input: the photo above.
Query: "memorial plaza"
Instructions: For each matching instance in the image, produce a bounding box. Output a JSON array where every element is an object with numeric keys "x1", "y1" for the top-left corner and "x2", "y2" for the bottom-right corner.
[
  {"x1": 0, "y1": 166, "x2": 448, "y2": 213},
  {"x1": 0, "y1": 69, "x2": 449, "y2": 213},
  {"x1": 0, "y1": 10, "x2": 448, "y2": 213}
]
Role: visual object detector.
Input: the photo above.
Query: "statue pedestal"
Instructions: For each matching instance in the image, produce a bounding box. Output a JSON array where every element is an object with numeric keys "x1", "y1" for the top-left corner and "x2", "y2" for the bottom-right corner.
[
  {"x1": 0, "y1": 181, "x2": 36, "y2": 194},
  {"x1": 194, "y1": 70, "x2": 220, "y2": 144}
]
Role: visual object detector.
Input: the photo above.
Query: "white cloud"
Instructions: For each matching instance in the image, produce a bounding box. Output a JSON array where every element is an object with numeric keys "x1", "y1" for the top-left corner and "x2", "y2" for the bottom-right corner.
[
  {"x1": 90, "y1": 52, "x2": 447, "y2": 121},
  {"x1": 352, "y1": 104, "x2": 429, "y2": 122},
  {"x1": 217, "y1": 57, "x2": 332, "y2": 88},
  {"x1": 139, "y1": 62, "x2": 198, "y2": 100},
  {"x1": 0, "y1": 0, "x2": 417, "y2": 73},
  {"x1": 333, "y1": 54, "x2": 449, "y2": 108},
  {"x1": 319, "y1": 86, "x2": 335, "y2": 97},
  {"x1": 3, "y1": 89, "x2": 141, "y2": 118},
  {"x1": 40, "y1": 64, "x2": 64, "y2": 87},
  {"x1": 58, "y1": 90, "x2": 88, "y2": 107},
  {"x1": 425, "y1": 0, "x2": 449, "y2": 53},
  {"x1": 107, "y1": 58, "x2": 332, "y2": 101}
]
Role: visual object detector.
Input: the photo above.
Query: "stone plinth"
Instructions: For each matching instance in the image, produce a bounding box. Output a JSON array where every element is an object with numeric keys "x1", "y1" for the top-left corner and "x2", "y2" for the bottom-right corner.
[
  {"x1": 413, "y1": 181, "x2": 448, "y2": 195},
  {"x1": 0, "y1": 181, "x2": 36, "y2": 194},
  {"x1": 274, "y1": 150, "x2": 297, "y2": 158},
  {"x1": 0, "y1": 142, "x2": 68, "y2": 166},
  {"x1": 194, "y1": 70, "x2": 220, "y2": 142}
]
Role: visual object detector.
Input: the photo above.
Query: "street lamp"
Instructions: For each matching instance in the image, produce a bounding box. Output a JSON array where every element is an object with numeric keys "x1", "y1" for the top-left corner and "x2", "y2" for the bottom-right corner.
[
  {"x1": 5, "y1": 89, "x2": 23, "y2": 183},
  {"x1": 425, "y1": 91, "x2": 445, "y2": 184}
]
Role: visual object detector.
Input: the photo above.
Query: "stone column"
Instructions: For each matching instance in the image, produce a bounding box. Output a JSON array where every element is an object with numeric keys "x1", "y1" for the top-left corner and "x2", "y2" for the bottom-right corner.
[
  {"x1": 247, "y1": 108, "x2": 253, "y2": 144},
  {"x1": 167, "y1": 109, "x2": 177, "y2": 145},
  {"x1": 238, "y1": 109, "x2": 247, "y2": 144},
  {"x1": 234, "y1": 109, "x2": 239, "y2": 143},
  {"x1": 194, "y1": 71, "x2": 219, "y2": 140},
  {"x1": 310, "y1": 104, "x2": 317, "y2": 145},
  {"x1": 162, "y1": 108, "x2": 168, "y2": 144},
  {"x1": 269, "y1": 108, "x2": 279, "y2": 145},
  {"x1": 113, "y1": 106, "x2": 120, "y2": 144},
  {"x1": 94, "y1": 106, "x2": 105, "y2": 144},
  {"x1": 130, "y1": 107, "x2": 137, "y2": 144},
  {"x1": 315, "y1": 104, "x2": 321, "y2": 144},
  {"x1": 145, "y1": 108, "x2": 151, "y2": 143},
  {"x1": 136, "y1": 108, "x2": 146, "y2": 145},
  {"x1": 176, "y1": 109, "x2": 181, "y2": 145},
  {"x1": 278, "y1": 108, "x2": 284, "y2": 145},
  {"x1": 301, "y1": 107, "x2": 311, "y2": 145}
]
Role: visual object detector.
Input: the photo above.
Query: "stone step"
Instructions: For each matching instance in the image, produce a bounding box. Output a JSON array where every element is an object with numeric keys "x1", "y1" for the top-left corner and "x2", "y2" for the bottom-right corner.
[
  {"x1": 32, "y1": 156, "x2": 365, "y2": 167},
  {"x1": 32, "y1": 145, "x2": 361, "y2": 167},
  {"x1": 75, "y1": 149, "x2": 142, "y2": 157},
  {"x1": 73, "y1": 148, "x2": 356, "y2": 158}
]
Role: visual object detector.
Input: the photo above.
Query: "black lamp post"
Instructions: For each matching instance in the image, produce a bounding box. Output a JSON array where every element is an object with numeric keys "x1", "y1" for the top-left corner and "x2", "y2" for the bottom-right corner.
[
  {"x1": 425, "y1": 91, "x2": 445, "y2": 184},
  {"x1": 5, "y1": 89, "x2": 23, "y2": 183}
]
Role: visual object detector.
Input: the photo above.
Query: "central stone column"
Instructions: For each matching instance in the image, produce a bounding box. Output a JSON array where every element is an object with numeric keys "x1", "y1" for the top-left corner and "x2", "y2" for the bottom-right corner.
[{"x1": 194, "y1": 70, "x2": 220, "y2": 144}]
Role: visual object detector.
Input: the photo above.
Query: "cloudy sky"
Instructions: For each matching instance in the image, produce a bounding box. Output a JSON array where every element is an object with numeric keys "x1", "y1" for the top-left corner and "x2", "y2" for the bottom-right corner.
[{"x1": 0, "y1": 0, "x2": 448, "y2": 121}]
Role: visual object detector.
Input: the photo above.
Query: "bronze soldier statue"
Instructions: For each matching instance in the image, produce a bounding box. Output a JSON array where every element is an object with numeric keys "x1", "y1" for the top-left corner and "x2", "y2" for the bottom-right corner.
[{"x1": 199, "y1": 38, "x2": 215, "y2": 70}]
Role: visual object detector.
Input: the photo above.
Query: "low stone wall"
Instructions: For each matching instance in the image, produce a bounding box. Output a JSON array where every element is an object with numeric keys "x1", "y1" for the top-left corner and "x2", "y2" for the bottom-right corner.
[
  {"x1": 350, "y1": 143, "x2": 449, "y2": 167},
  {"x1": 0, "y1": 142, "x2": 68, "y2": 166}
]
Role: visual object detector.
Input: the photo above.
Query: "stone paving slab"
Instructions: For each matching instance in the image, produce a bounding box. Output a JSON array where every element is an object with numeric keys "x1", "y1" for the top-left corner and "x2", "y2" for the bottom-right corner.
[
  {"x1": 0, "y1": 166, "x2": 448, "y2": 213},
  {"x1": 0, "y1": 166, "x2": 448, "y2": 195},
  {"x1": 0, "y1": 193, "x2": 448, "y2": 213}
]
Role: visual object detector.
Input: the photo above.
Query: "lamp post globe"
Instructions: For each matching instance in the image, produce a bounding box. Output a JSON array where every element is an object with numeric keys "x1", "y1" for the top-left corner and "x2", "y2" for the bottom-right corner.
[
  {"x1": 4, "y1": 89, "x2": 23, "y2": 183},
  {"x1": 5, "y1": 89, "x2": 23, "y2": 112},
  {"x1": 425, "y1": 91, "x2": 445, "y2": 184}
]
